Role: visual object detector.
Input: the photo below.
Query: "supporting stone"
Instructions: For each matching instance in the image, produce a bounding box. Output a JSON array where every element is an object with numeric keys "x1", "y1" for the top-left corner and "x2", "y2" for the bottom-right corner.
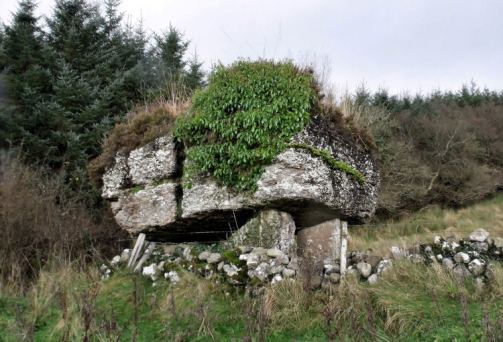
[
  {"x1": 340, "y1": 220, "x2": 348, "y2": 275},
  {"x1": 227, "y1": 209, "x2": 296, "y2": 255}
]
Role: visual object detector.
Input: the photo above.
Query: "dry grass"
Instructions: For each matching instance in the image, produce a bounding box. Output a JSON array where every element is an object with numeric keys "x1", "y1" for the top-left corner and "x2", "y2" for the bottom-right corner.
[
  {"x1": 0, "y1": 154, "x2": 124, "y2": 293},
  {"x1": 88, "y1": 98, "x2": 189, "y2": 185},
  {"x1": 349, "y1": 194, "x2": 503, "y2": 255}
]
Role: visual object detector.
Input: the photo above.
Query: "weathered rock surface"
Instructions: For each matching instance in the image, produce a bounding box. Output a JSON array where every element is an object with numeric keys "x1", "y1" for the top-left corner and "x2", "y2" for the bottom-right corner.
[
  {"x1": 102, "y1": 154, "x2": 128, "y2": 199},
  {"x1": 101, "y1": 114, "x2": 380, "y2": 240},
  {"x1": 227, "y1": 210, "x2": 296, "y2": 254},
  {"x1": 112, "y1": 183, "x2": 178, "y2": 234},
  {"x1": 128, "y1": 136, "x2": 178, "y2": 185}
]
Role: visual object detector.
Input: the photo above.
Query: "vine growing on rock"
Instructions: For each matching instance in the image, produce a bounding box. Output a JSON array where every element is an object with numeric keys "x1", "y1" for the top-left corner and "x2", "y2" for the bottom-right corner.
[{"x1": 174, "y1": 60, "x2": 318, "y2": 191}]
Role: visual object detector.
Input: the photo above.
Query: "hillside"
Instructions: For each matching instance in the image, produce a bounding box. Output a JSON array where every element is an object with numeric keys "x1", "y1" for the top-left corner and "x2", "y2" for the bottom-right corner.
[{"x1": 1, "y1": 195, "x2": 502, "y2": 341}]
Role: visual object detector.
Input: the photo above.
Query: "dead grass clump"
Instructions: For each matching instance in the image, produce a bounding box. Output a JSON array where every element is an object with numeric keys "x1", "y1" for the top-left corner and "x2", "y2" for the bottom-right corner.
[
  {"x1": 88, "y1": 99, "x2": 189, "y2": 185},
  {"x1": 0, "y1": 154, "x2": 124, "y2": 293}
]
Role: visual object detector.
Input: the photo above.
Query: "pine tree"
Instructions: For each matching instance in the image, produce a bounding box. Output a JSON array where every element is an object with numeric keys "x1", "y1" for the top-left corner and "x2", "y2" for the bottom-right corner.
[
  {"x1": 153, "y1": 26, "x2": 189, "y2": 75},
  {"x1": 185, "y1": 53, "x2": 205, "y2": 90},
  {"x1": 2, "y1": 0, "x2": 49, "y2": 103}
]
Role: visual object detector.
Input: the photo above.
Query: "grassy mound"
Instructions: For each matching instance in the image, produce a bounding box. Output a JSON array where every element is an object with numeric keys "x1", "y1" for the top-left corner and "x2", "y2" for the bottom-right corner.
[{"x1": 174, "y1": 60, "x2": 318, "y2": 191}]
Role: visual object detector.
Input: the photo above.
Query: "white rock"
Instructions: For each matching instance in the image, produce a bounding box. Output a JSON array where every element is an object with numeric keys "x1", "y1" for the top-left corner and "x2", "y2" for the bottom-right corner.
[
  {"x1": 390, "y1": 246, "x2": 406, "y2": 259},
  {"x1": 223, "y1": 264, "x2": 239, "y2": 277},
  {"x1": 271, "y1": 274, "x2": 283, "y2": 285},
  {"x1": 453, "y1": 252, "x2": 470, "y2": 264},
  {"x1": 356, "y1": 262, "x2": 372, "y2": 278},
  {"x1": 198, "y1": 251, "x2": 211, "y2": 261},
  {"x1": 377, "y1": 260, "x2": 392, "y2": 274},
  {"x1": 245, "y1": 254, "x2": 260, "y2": 268},
  {"x1": 110, "y1": 255, "x2": 121, "y2": 266},
  {"x1": 266, "y1": 248, "x2": 284, "y2": 258},
  {"x1": 494, "y1": 237, "x2": 503, "y2": 249},
  {"x1": 282, "y1": 268, "x2": 296, "y2": 278},
  {"x1": 468, "y1": 259, "x2": 485, "y2": 276},
  {"x1": 433, "y1": 235, "x2": 442, "y2": 245},
  {"x1": 120, "y1": 249, "x2": 131, "y2": 263},
  {"x1": 165, "y1": 270, "x2": 180, "y2": 283},
  {"x1": 142, "y1": 263, "x2": 158, "y2": 281},
  {"x1": 248, "y1": 262, "x2": 270, "y2": 282},
  {"x1": 469, "y1": 228, "x2": 489, "y2": 242},
  {"x1": 436, "y1": 254, "x2": 443, "y2": 262},
  {"x1": 367, "y1": 274, "x2": 378, "y2": 285},
  {"x1": 207, "y1": 253, "x2": 222, "y2": 264}
]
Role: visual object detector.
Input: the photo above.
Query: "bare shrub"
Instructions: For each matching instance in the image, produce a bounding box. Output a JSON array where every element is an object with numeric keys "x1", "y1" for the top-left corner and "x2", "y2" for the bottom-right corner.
[{"x1": 0, "y1": 153, "x2": 125, "y2": 292}]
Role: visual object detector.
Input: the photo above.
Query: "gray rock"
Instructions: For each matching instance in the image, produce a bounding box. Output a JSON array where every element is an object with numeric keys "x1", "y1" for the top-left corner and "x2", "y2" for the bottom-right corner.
[
  {"x1": 207, "y1": 253, "x2": 222, "y2": 264},
  {"x1": 102, "y1": 154, "x2": 128, "y2": 199},
  {"x1": 470, "y1": 242, "x2": 489, "y2": 253},
  {"x1": 248, "y1": 262, "x2": 270, "y2": 282},
  {"x1": 128, "y1": 136, "x2": 177, "y2": 185},
  {"x1": 494, "y1": 237, "x2": 503, "y2": 249},
  {"x1": 390, "y1": 246, "x2": 407, "y2": 259},
  {"x1": 468, "y1": 259, "x2": 485, "y2": 276},
  {"x1": 453, "y1": 264, "x2": 471, "y2": 280},
  {"x1": 433, "y1": 235, "x2": 443, "y2": 245},
  {"x1": 356, "y1": 262, "x2": 372, "y2": 278},
  {"x1": 223, "y1": 263, "x2": 239, "y2": 277},
  {"x1": 229, "y1": 210, "x2": 297, "y2": 255},
  {"x1": 469, "y1": 228, "x2": 489, "y2": 242},
  {"x1": 267, "y1": 248, "x2": 285, "y2": 258},
  {"x1": 442, "y1": 257, "x2": 455, "y2": 270},
  {"x1": 113, "y1": 183, "x2": 178, "y2": 234},
  {"x1": 377, "y1": 259, "x2": 392, "y2": 274},
  {"x1": 328, "y1": 272, "x2": 341, "y2": 284},
  {"x1": 453, "y1": 252, "x2": 470, "y2": 264},
  {"x1": 367, "y1": 274, "x2": 378, "y2": 285},
  {"x1": 282, "y1": 268, "x2": 296, "y2": 278},
  {"x1": 365, "y1": 255, "x2": 382, "y2": 271},
  {"x1": 198, "y1": 251, "x2": 211, "y2": 261}
]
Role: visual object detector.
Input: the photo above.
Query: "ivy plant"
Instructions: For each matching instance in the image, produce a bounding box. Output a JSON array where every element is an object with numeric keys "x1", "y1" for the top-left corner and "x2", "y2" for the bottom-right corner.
[{"x1": 174, "y1": 60, "x2": 317, "y2": 191}]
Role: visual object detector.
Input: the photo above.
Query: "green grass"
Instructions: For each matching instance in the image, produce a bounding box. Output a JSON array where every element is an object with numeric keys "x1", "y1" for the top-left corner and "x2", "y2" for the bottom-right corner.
[
  {"x1": 1, "y1": 197, "x2": 503, "y2": 341},
  {"x1": 351, "y1": 194, "x2": 503, "y2": 255}
]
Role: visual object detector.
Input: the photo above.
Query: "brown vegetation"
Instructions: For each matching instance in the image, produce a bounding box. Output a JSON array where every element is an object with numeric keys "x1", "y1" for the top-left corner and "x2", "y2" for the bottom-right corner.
[
  {"x1": 0, "y1": 154, "x2": 125, "y2": 292},
  {"x1": 88, "y1": 99, "x2": 189, "y2": 185}
]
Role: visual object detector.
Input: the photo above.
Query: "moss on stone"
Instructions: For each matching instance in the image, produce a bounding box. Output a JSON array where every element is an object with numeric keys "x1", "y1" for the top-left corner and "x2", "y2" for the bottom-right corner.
[{"x1": 289, "y1": 143, "x2": 365, "y2": 184}]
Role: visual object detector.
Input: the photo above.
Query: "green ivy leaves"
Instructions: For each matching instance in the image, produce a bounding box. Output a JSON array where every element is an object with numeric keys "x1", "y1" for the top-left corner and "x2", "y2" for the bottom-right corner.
[{"x1": 173, "y1": 60, "x2": 316, "y2": 191}]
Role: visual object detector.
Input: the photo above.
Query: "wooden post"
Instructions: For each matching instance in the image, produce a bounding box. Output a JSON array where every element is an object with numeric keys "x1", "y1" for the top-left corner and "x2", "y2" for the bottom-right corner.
[
  {"x1": 134, "y1": 242, "x2": 157, "y2": 272},
  {"x1": 340, "y1": 221, "x2": 348, "y2": 275},
  {"x1": 128, "y1": 233, "x2": 146, "y2": 268},
  {"x1": 333, "y1": 219, "x2": 341, "y2": 262}
]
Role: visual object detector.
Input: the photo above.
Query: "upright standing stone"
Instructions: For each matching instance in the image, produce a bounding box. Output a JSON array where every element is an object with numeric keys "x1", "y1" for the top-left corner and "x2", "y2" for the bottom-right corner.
[{"x1": 227, "y1": 209, "x2": 296, "y2": 254}]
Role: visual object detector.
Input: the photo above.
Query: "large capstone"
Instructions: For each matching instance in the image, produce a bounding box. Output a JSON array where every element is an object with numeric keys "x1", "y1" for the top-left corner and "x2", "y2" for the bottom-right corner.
[
  {"x1": 101, "y1": 114, "x2": 379, "y2": 241},
  {"x1": 112, "y1": 183, "x2": 178, "y2": 234}
]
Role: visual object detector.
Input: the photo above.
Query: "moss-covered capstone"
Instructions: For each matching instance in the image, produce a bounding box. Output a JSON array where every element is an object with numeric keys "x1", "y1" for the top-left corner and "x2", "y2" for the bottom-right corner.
[{"x1": 97, "y1": 60, "x2": 380, "y2": 241}]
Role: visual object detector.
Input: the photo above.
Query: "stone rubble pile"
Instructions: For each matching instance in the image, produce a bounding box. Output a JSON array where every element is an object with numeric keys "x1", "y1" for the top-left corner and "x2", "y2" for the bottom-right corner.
[{"x1": 99, "y1": 229, "x2": 502, "y2": 288}]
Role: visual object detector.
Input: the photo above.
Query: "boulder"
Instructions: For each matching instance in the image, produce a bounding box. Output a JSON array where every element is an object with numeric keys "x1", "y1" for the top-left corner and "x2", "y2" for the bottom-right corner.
[
  {"x1": 469, "y1": 228, "x2": 489, "y2": 242},
  {"x1": 101, "y1": 113, "x2": 379, "y2": 241}
]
